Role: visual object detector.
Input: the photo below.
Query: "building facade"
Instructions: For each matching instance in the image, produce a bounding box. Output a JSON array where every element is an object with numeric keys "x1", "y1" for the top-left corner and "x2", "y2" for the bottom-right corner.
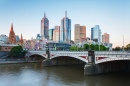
[
  {"x1": 91, "y1": 25, "x2": 101, "y2": 42},
  {"x1": 0, "y1": 34, "x2": 8, "y2": 44},
  {"x1": 9, "y1": 24, "x2": 16, "y2": 44},
  {"x1": 41, "y1": 13, "x2": 49, "y2": 40},
  {"x1": 53, "y1": 26, "x2": 60, "y2": 42},
  {"x1": 74, "y1": 24, "x2": 86, "y2": 43},
  {"x1": 60, "y1": 11, "x2": 71, "y2": 43},
  {"x1": 102, "y1": 33, "x2": 109, "y2": 43},
  {"x1": 15, "y1": 35, "x2": 20, "y2": 42},
  {"x1": 49, "y1": 28, "x2": 54, "y2": 40}
]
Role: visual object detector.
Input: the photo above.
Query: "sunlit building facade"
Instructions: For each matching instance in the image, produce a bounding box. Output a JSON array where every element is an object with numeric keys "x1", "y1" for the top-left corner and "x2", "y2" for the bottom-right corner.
[
  {"x1": 74, "y1": 24, "x2": 86, "y2": 43},
  {"x1": 41, "y1": 13, "x2": 49, "y2": 40},
  {"x1": 53, "y1": 26, "x2": 60, "y2": 42},
  {"x1": 102, "y1": 33, "x2": 109, "y2": 43}
]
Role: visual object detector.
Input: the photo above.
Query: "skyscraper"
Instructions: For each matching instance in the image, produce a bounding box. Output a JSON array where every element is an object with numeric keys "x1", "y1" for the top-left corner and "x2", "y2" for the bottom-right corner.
[
  {"x1": 41, "y1": 13, "x2": 49, "y2": 40},
  {"x1": 60, "y1": 11, "x2": 71, "y2": 43},
  {"x1": 91, "y1": 25, "x2": 101, "y2": 42},
  {"x1": 102, "y1": 33, "x2": 109, "y2": 43},
  {"x1": 53, "y1": 26, "x2": 60, "y2": 42},
  {"x1": 9, "y1": 24, "x2": 16, "y2": 44},
  {"x1": 74, "y1": 24, "x2": 86, "y2": 43}
]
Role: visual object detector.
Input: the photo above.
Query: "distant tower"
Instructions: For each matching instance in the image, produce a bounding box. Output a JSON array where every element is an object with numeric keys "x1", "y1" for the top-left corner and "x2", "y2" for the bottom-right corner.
[
  {"x1": 20, "y1": 33, "x2": 23, "y2": 46},
  {"x1": 102, "y1": 33, "x2": 109, "y2": 43},
  {"x1": 41, "y1": 12, "x2": 49, "y2": 40},
  {"x1": 9, "y1": 23, "x2": 16, "y2": 44},
  {"x1": 60, "y1": 11, "x2": 71, "y2": 43}
]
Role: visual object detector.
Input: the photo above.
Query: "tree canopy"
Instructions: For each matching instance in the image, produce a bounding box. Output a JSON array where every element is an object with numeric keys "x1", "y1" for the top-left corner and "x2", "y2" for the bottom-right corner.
[
  {"x1": 70, "y1": 44, "x2": 109, "y2": 51},
  {"x1": 10, "y1": 46, "x2": 27, "y2": 58}
]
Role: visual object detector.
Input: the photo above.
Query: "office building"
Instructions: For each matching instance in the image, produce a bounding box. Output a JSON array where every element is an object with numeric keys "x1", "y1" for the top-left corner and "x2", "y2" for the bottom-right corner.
[
  {"x1": 53, "y1": 26, "x2": 60, "y2": 42},
  {"x1": 74, "y1": 24, "x2": 86, "y2": 43},
  {"x1": 91, "y1": 25, "x2": 101, "y2": 42},
  {"x1": 41, "y1": 13, "x2": 49, "y2": 40},
  {"x1": 49, "y1": 28, "x2": 54, "y2": 40},
  {"x1": 60, "y1": 11, "x2": 71, "y2": 43},
  {"x1": 102, "y1": 33, "x2": 109, "y2": 43}
]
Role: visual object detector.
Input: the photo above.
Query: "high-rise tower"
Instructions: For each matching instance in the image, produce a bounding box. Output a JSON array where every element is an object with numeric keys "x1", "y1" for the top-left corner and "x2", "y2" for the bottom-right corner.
[
  {"x1": 9, "y1": 24, "x2": 16, "y2": 44},
  {"x1": 41, "y1": 13, "x2": 49, "y2": 40},
  {"x1": 60, "y1": 11, "x2": 71, "y2": 43},
  {"x1": 91, "y1": 25, "x2": 102, "y2": 42},
  {"x1": 74, "y1": 24, "x2": 86, "y2": 43},
  {"x1": 102, "y1": 33, "x2": 109, "y2": 43}
]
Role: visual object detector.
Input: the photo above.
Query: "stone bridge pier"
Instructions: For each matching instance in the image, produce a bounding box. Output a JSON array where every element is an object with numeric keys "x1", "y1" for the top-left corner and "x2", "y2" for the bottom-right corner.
[{"x1": 84, "y1": 51, "x2": 130, "y2": 75}]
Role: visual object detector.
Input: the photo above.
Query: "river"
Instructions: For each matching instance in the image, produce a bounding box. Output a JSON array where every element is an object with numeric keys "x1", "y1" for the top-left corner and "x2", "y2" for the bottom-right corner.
[{"x1": 0, "y1": 63, "x2": 130, "y2": 86}]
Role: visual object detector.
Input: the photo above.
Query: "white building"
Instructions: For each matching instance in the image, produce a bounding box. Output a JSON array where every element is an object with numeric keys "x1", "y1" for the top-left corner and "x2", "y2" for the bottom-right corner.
[{"x1": 0, "y1": 34, "x2": 9, "y2": 44}]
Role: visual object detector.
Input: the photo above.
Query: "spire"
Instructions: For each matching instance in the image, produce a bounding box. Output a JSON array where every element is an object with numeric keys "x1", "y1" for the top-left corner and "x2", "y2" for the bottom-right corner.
[
  {"x1": 10, "y1": 23, "x2": 13, "y2": 32},
  {"x1": 65, "y1": 11, "x2": 67, "y2": 17},
  {"x1": 44, "y1": 12, "x2": 46, "y2": 18},
  {"x1": 9, "y1": 23, "x2": 16, "y2": 44}
]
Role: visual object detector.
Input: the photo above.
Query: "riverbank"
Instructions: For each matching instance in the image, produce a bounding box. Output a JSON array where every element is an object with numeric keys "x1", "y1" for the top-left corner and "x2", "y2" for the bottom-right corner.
[{"x1": 0, "y1": 59, "x2": 42, "y2": 64}]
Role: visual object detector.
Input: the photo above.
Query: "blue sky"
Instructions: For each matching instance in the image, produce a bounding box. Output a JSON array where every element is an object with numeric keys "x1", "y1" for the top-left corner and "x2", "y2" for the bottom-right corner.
[{"x1": 0, "y1": 0, "x2": 130, "y2": 47}]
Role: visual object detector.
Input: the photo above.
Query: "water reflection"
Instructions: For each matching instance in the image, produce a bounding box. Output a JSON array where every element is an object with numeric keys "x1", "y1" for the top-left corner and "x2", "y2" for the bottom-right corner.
[{"x1": 0, "y1": 63, "x2": 130, "y2": 86}]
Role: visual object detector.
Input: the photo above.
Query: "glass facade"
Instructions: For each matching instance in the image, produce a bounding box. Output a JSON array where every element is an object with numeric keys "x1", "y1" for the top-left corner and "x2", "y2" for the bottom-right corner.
[
  {"x1": 49, "y1": 28, "x2": 54, "y2": 40},
  {"x1": 91, "y1": 25, "x2": 101, "y2": 42},
  {"x1": 60, "y1": 11, "x2": 71, "y2": 43},
  {"x1": 46, "y1": 42, "x2": 71, "y2": 51}
]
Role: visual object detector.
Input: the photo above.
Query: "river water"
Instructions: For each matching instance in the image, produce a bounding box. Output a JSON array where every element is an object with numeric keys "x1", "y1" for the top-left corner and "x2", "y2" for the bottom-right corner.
[{"x1": 0, "y1": 63, "x2": 130, "y2": 86}]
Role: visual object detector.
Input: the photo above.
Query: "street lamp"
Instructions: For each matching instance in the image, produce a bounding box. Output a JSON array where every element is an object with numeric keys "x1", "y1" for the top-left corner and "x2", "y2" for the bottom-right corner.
[
  {"x1": 46, "y1": 45, "x2": 50, "y2": 59},
  {"x1": 122, "y1": 35, "x2": 124, "y2": 51}
]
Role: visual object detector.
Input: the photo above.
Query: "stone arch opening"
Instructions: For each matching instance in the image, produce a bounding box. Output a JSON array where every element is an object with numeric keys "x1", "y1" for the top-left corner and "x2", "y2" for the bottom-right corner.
[
  {"x1": 95, "y1": 60, "x2": 130, "y2": 74},
  {"x1": 50, "y1": 56, "x2": 87, "y2": 66},
  {"x1": 29, "y1": 54, "x2": 46, "y2": 61}
]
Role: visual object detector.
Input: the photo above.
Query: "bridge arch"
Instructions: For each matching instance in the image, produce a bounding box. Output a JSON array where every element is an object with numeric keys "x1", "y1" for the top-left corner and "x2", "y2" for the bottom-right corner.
[
  {"x1": 50, "y1": 55, "x2": 88, "y2": 63},
  {"x1": 29, "y1": 54, "x2": 46, "y2": 61},
  {"x1": 96, "y1": 57, "x2": 130, "y2": 64}
]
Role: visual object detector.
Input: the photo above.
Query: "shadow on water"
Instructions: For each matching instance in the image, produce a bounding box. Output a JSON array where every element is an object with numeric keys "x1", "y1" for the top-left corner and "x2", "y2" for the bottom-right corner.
[{"x1": 0, "y1": 63, "x2": 130, "y2": 86}]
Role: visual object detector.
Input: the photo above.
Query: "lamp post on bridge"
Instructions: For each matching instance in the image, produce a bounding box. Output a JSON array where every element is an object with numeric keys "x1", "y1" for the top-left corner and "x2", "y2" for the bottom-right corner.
[
  {"x1": 122, "y1": 35, "x2": 124, "y2": 51},
  {"x1": 46, "y1": 45, "x2": 50, "y2": 59}
]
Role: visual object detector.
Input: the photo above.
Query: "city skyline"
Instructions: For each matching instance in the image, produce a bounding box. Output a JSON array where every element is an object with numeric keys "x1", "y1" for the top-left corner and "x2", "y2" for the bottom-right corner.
[{"x1": 0, "y1": 0, "x2": 130, "y2": 47}]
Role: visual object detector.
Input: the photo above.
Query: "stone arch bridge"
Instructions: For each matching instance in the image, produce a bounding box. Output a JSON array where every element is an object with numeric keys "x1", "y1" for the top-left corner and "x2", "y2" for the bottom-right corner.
[{"x1": 27, "y1": 50, "x2": 130, "y2": 75}]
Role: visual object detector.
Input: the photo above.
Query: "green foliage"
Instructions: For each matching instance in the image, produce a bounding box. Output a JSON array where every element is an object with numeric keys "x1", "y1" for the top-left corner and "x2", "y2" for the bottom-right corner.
[
  {"x1": 71, "y1": 44, "x2": 109, "y2": 51},
  {"x1": 10, "y1": 46, "x2": 26, "y2": 58},
  {"x1": 113, "y1": 46, "x2": 121, "y2": 51},
  {"x1": 125, "y1": 44, "x2": 130, "y2": 51},
  {"x1": 70, "y1": 46, "x2": 78, "y2": 51}
]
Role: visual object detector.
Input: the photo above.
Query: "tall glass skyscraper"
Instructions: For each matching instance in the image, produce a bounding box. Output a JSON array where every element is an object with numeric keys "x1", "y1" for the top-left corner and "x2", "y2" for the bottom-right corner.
[
  {"x1": 60, "y1": 11, "x2": 71, "y2": 43},
  {"x1": 41, "y1": 13, "x2": 49, "y2": 40},
  {"x1": 49, "y1": 28, "x2": 54, "y2": 40},
  {"x1": 91, "y1": 25, "x2": 102, "y2": 42}
]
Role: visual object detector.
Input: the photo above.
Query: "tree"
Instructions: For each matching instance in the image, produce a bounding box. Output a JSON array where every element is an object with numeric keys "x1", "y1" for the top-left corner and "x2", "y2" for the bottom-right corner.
[
  {"x1": 113, "y1": 46, "x2": 121, "y2": 51},
  {"x1": 125, "y1": 44, "x2": 130, "y2": 51},
  {"x1": 10, "y1": 46, "x2": 26, "y2": 58},
  {"x1": 84, "y1": 44, "x2": 89, "y2": 50},
  {"x1": 70, "y1": 46, "x2": 78, "y2": 51}
]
